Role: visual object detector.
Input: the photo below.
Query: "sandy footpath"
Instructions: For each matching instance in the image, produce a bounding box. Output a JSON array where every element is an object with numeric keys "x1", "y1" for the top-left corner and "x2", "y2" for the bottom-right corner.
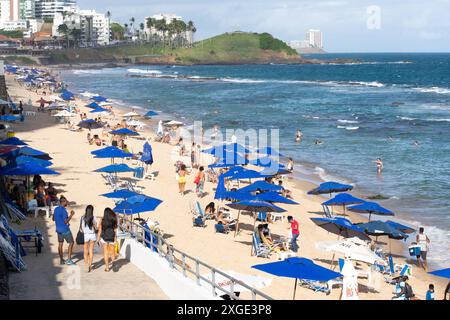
[{"x1": 5, "y1": 71, "x2": 448, "y2": 300}]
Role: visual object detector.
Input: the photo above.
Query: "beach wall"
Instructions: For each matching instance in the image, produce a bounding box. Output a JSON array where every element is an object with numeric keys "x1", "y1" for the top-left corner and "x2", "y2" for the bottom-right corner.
[{"x1": 119, "y1": 238, "x2": 221, "y2": 300}]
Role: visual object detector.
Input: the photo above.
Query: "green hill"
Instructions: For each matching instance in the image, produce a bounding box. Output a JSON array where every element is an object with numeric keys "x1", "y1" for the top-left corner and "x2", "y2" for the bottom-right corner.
[{"x1": 49, "y1": 32, "x2": 302, "y2": 65}]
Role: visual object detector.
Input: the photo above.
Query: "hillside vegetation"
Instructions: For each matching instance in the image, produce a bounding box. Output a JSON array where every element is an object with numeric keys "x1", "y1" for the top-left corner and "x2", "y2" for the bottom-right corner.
[{"x1": 49, "y1": 32, "x2": 301, "y2": 65}]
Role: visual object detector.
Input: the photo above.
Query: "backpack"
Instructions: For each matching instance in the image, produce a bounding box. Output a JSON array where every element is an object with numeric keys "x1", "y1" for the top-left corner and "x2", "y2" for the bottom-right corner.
[{"x1": 404, "y1": 282, "x2": 414, "y2": 299}]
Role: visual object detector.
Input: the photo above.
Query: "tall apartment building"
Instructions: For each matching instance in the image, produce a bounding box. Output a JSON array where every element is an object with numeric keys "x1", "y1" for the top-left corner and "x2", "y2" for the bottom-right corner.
[
  {"x1": 0, "y1": 0, "x2": 36, "y2": 32},
  {"x1": 35, "y1": 0, "x2": 76, "y2": 19},
  {"x1": 307, "y1": 29, "x2": 323, "y2": 48}
]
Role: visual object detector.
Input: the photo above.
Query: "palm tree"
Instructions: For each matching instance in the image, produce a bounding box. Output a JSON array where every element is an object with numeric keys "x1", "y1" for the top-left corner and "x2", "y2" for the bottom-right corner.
[
  {"x1": 57, "y1": 24, "x2": 69, "y2": 48},
  {"x1": 70, "y1": 28, "x2": 82, "y2": 47},
  {"x1": 139, "y1": 22, "x2": 145, "y2": 41}
]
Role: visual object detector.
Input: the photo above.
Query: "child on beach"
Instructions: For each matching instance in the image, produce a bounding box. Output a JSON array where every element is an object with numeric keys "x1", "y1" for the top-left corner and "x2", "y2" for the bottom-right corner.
[
  {"x1": 426, "y1": 284, "x2": 435, "y2": 300},
  {"x1": 177, "y1": 164, "x2": 189, "y2": 196}
]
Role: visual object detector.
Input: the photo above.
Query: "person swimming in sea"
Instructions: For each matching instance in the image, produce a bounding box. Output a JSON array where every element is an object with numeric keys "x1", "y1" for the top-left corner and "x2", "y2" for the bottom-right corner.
[
  {"x1": 373, "y1": 158, "x2": 383, "y2": 175},
  {"x1": 295, "y1": 130, "x2": 303, "y2": 143},
  {"x1": 413, "y1": 140, "x2": 420, "y2": 147},
  {"x1": 315, "y1": 139, "x2": 323, "y2": 145}
]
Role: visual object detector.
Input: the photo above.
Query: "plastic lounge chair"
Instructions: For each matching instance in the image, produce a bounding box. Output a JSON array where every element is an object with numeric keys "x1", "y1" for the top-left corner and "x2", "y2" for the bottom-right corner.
[
  {"x1": 270, "y1": 212, "x2": 284, "y2": 223},
  {"x1": 193, "y1": 216, "x2": 206, "y2": 228},
  {"x1": 322, "y1": 205, "x2": 333, "y2": 218},
  {"x1": 215, "y1": 223, "x2": 229, "y2": 234},
  {"x1": 28, "y1": 199, "x2": 50, "y2": 218},
  {"x1": 252, "y1": 233, "x2": 271, "y2": 258},
  {"x1": 195, "y1": 201, "x2": 214, "y2": 220},
  {"x1": 298, "y1": 279, "x2": 330, "y2": 294}
]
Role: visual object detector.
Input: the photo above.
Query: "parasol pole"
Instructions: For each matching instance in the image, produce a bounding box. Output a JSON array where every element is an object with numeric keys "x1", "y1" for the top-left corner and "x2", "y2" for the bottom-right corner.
[
  {"x1": 293, "y1": 278, "x2": 298, "y2": 300},
  {"x1": 234, "y1": 210, "x2": 241, "y2": 238}
]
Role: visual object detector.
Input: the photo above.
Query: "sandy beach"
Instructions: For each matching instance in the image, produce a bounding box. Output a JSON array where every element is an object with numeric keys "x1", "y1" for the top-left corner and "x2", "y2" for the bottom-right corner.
[{"x1": 4, "y1": 69, "x2": 448, "y2": 300}]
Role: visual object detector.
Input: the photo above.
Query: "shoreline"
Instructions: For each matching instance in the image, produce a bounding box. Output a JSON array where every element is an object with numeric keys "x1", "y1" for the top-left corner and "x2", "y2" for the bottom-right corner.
[{"x1": 6, "y1": 68, "x2": 448, "y2": 300}]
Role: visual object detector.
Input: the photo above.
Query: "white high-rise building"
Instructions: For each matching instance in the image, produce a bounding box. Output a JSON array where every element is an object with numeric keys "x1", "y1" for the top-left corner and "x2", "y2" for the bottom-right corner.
[
  {"x1": 307, "y1": 29, "x2": 323, "y2": 48},
  {"x1": 35, "y1": 0, "x2": 76, "y2": 19}
]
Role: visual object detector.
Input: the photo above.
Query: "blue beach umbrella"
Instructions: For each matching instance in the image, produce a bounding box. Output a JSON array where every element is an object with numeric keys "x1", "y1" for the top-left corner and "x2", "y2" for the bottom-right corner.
[
  {"x1": 259, "y1": 166, "x2": 292, "y2": 177},
  {"x1": 219, "y1": 166, "x2": 245, "y2": 179},
  {"x1": 91, "y1": 95, "x2": 108, "y2": 102},
  {"x1": 90, "y1": 106, "x2": 109, "y2": 113},
  {"x1": 100, "y1": 189, "x2": 140, "y2": 199},
  {"x1": 15, "y1": 155, "x2": 53, "y2": 168},
  {"x1": 255, "y1": 191, "x2": 299, "y2": 205},
  {"x1": 203, "y1": 143, "x2": 250, "y2": 156},
  {"x1": 322, "y1": 193, "x2": 365, "y2": 215},
  {"x1": 428, "y1": 268, "x2": 450, "y2": 279},
  {"x1": 252, "y1": 257, "x2": 342, "y2": 299},
  {"x1": 94, "y1": 163, "x2": 135, "y2": 173},
  {"x1": 307, "y1": 181, "x2": 354, "y2": 196},
  {"x1": 91, "y1": 146, "x2": 132, "y2": 159},
  {"x1": 348, "y1": 201, "x2": 394, "y2": 221},
  {"x1": 222, "y1": 191, "x2": 256, "y2": 202},
  {"x1": 113, "y1": 197, "x2": 163, "y2": 215},
  {"x1": 249, "y1": 156, "x2": 285, "y2": 168},
  {"x1": 357, "y1": 220, "x2": 407, "y2": 239},
  {"x1": 228, "y1": 168, "x2": 263, "y2": 180},
  {"x1": 311, "y1": 217, "x2": 370, "y2": 240},
  {"x1": 256, "y1": 147, "x2": 284, "y2": 157},
  {"x1": 78, "y1": 119, "x2": 103, "y2": 129},
  {"x1": 0, "y1": 137, "x2": 28, "y2": 146},
  {"x1": 110, "y1": 128, "x2": 139, "y2": 136},
  {"x1": 385, "y1": 220, "x2": 416, "y2": 234},
  {"x1": 238, "y1": 180, "x2": 284, "y2": 193},
  {"x1": 19, "y1": 147, "x2": 52, "y2": 160},
  {"x1": 141, "y1": 142, "x2": 153, "y2": 165},
  {"x1": 144, "y1": 110, "x2": 159, "y2": 118},
  {"x1": 0, "y1": 162, "x2": 59, "y2": 176},
  {"x1": 86, "y1": 102, "x2": 100, "y2": 108}
]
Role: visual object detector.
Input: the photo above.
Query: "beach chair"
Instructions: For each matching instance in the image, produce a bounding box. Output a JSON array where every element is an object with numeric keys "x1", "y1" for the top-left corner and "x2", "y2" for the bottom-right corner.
[
  {"x1": 255, "y1": 212, "x2": 268, "y2": 222},
  {"x1": 322, "y1": 205, "x2": 333, "y2": 218},
  {"x1": 27, "y1": 199, "x2": 50, "y2": 218},
  {"x1": 193, "y1": 216, "x2": 206, "y2": 228},
  {"x1": 252, "y1": 233, "x2": 272, "y2": 258},
  {"x1": 270, "y1": 212, "x2": 284, "y2": 223},
  {"x1": 194, "y1": 201, "x2": 214, "y2": 220},
  {"x1": 125, "y1": 180, "x2": 144, "y2": 193},
  {"x1": 215, "y1": 223, "x2": 229, "y2": 234},
  {"x1": 298, "y1": 279, "x2": 330, "y2": 294}
]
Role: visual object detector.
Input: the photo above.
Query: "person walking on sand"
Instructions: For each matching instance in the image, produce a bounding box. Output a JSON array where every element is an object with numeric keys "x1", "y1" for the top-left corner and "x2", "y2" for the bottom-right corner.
[
  {"x1": 96, "y1": 208, "x2": 117, "y2": 272},
  {"x1": 53, "y1": 196, "x2": 75, "y2": 265},
  {"x1": 81, "y1": 205, "x2": 97, "y2": 272},
  {"x1": 416, "y1": 227, "x2": 430, "y2": 271},
  {"x1": 194, "y1": 166, "x2": 205, "y2": 197},
  {"x1": 287, "y1": 216, "x2": 300, "y2": 253},
  {"x1": 373, "y1": 158, "x2": 383, "y2": 175},
  {"x1": 177, "y1": 164, "x2": 189, "y2": 196}
]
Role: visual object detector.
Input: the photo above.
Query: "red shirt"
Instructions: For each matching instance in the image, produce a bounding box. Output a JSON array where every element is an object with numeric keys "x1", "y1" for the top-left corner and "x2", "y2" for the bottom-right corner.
[{"x1": 291, "y1": 219, "x2": 300, "y2": 235}]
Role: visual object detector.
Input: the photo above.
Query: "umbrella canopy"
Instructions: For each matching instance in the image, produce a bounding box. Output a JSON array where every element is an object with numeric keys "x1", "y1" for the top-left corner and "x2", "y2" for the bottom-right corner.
[
  {"x1": 226, "y1": 200, "x2": 286, "y2": 213},
  {"x1": 316, "y1": 238, "x2": 384, "y2": 265},
  {"x1": 222, "y1": 191, "x2": 257, "y2": 202},
  {"x1": 86, "y1": 102, "x2": 100, "y2": 108},
  {"x1": 144, "y1": 110, "x2": 159, "y2": 118},
  {"x1": 0, "y1": 146, "x2": 18, "y2": 157},
  {"x1": 122, "y1": 112, "x2": 139, "y2": 117},
  {"x1": 0, "y1": 162, "x2": 59, "y2": 176},
  {"x1": 214, "y1": 151, "x2": 248, "y2": 165},
  {"x1": 311, "y1": 217, "x2": 371, "y2": 241},
  {"x1": 385, "y1": 220, "x2": 416, "y2": 234},
  {"x1": 428, "y1": 268, "x2": 450, "y2": 279},
  {"x1": 249, "y1": 156, "x2": 285, "y2": 168},
  {"x1": 141, "y1": 142, "x2": 153, "y2": 165},
  {"x1": 18, "y1": 147, "x2": 52, "y2": 160},
  {"x1": 113, "y1": 197, "x2": 163, "y2": 215},
  {"x1": 94, "y1": 163, "x2": 135, "y2": 173},
  {"x1": 201, "y1": 271, "x2": 272, "y2": 294},
  {"x1": 0, "y1": 137, "x2": 28, "y2": 146},
  {"x1": 255, "y1": 191, "x2": 299, "y2": 205},
  {"x1": 15, "y1": 155, "x2": 53, "y2": 168},
  {"x1": 78, "y1": 119, "x2": 104, "y2": 129},
  {"x1": 356, "y1": 221, "x2": 407, "y2": 240},
  {"x1": 91, "y1": 146, "x2": 132, "y2": 159},
  {"x1": 91, "y1": 95, "x2": 108, "y2": 102},
  {"x1": 219, "y1": 166, "x2": 245, "y2": 179},
  {"x1": 163, "y1": 120, "x2": 184, "y2": 127},
  {"x1": 308, "y1": 181, "x2": 354, "y2": 195},
  {"x1": 252, "y1": 257, "x2": 342, "y2": 299},
  {"x1": 228, "y1": 169, "x2": 263, "y2": 180},
  {"x1": 322, "y1": 193, "x2": 364, "y2": 207},
  {"x1": 90, "y1": 106, "x2": 110, "y2": 113},
  {"x1": 203, "y1": 143, "x2": 250, "y2": 156},
  {"x1": 256, "y1": 147, "x2": 284, "y2": 157},
  {"x1": 100, "y1": 189, "x2": 141, "y2": 199},
  {"x1": 60, "y1": 92, "x2": 74, "y2": 101},
  {"x1": 348, "y1": 202, "x2": 394, "y2": 221},
  {"x1": 110, "y1": 128, "x2": 139, "y2": 136},
  {"x1": 238, "y1": 180, "x2": 283, "y2": 193}
]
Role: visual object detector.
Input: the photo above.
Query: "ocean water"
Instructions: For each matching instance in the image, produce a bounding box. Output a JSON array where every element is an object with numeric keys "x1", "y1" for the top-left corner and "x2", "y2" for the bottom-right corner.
[{"x1": 60, "y1": 53, "x2": 450, "y2": 267}]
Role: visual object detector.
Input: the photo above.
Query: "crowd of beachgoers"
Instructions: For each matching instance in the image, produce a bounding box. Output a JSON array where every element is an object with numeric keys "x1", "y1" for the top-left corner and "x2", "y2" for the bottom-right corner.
[{"x1": 0, "y1": 64, "x2": 448, "y2": 300}]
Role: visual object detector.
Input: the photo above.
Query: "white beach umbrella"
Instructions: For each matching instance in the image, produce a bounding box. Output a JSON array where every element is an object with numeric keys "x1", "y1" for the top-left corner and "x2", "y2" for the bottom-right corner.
[
  {"x1": 122, "y1": 111, "x2": 139, "y2": 118},
  {"x1": 201, "y1": 270, "x2": 272, "y2": 294},
  {"x1": 316, "y1": 237, "x2": 384, "y2": 265},
  {"x1": 341, "y1": 259, "x2": 359, "y2": 300},
  {"x1": 53, "y1": 110, "x2": 76, "y2": 117},
  {"x1": 164, "y1": 120, "x2": 184, "y2": 127}
]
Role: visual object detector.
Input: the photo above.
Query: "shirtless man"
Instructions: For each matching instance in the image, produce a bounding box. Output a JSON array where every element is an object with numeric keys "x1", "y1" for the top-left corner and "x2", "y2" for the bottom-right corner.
[{"x1": 373, "y1": 158, "x2": 383, "y2": 175}]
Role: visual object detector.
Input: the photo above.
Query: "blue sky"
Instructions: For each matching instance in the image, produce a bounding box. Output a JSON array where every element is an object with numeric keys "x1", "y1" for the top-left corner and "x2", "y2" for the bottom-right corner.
[{"x1": 78, "y1": 0, "x2": 450, "y2": 52}]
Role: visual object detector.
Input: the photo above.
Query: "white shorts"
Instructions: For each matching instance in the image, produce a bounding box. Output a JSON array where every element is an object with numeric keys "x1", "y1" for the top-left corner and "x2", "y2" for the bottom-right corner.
[{"x1": 84, "y1": 233, "x2": 96, "y2": 242}]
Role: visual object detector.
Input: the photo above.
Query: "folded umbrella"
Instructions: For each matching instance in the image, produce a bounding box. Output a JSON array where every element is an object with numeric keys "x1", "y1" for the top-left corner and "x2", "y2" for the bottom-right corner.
[{"x1": 0, "y1": 137, "x2": 28, "y2": 146}]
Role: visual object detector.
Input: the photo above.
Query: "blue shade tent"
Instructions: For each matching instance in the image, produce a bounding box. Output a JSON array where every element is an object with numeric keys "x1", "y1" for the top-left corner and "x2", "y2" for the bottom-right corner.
[
  {"x1": 78, "y1": 119, "x2": 104, "y2": 129},
  {"x1": 141, "y1": 142, "x2": 153, "y2": 165},
  {"x1": 356, "y1": 220, "x2": 407, "y2": 240},
  {"x1": 348, "y1": 201, "x2": 394, "y2": 221},
  {"x1": 256, "y1": 147, "x2": 284, "y2": 157},
  {"x1": 100, "y1": 189, "x2": 140, "y2": 199},
  {"x1": 110, "y1": 128, "x2": 139, "y2": 136},
  {"x1": 19, "y1": 147, "x2": 52, "y2": 160},
  {"x1": 307, "y1": 181, "x2": 354, "y2": 196},
  {"x1": 252, "y1": 257, "x2": 342, "y2": 299},
  {"x1": 311, "y1": 217, "x2": 370, "y2": 240},
  {"x1": 0, "y1": 137, "x2": 28, "y2": 146},
  {"x1": 113, "y1": 197, "x2": 163, "y2": 215},
  {"x1": 91, "y1": 95, "x2": 108, "y2": 102},
  {"x1": 90, "y1": 106, "x2": 109, "y2": 113},
  {"x1": 385, "y1": 220, "x2": 416, "y2": 234},
  {"x1": 255, "y1": 191, "x2": 299, "y2": 205},
  {"x1": 91, "y1": 146, "x2": 132, "y2": 159},
  {"x1": 0, "y1": 162, "x2": 59, "y2": 175},
  {"x1": 94, "y1": 163, "x2": 135, "y2": 173},
  {"x1": 322, "y1": 193, "x2": 365, "y2": 215},
  {"x1": 249, "y1": 156, "x2": 285, "y2": 168},
  {"x1": 144, "y1": 110, "x2": 159, "y2": 118},
  {"x1": 238, "y1": 180, "x2": 283, "y2": 193},
  {"x1": 15, "y1": 155, "x2": 53, "y2": 168},
  {"x1": 428, "y1": 268, "x2": 450, "y2": 279},
  {"x1": 86, "y1": 102, "x2": 100, "y2": 108}
]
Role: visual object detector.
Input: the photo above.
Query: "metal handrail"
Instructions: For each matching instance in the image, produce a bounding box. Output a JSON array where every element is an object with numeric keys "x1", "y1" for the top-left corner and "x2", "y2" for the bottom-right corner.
[{"x1": 118, "y1": 218, "x2": 273, "y2": 300}]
